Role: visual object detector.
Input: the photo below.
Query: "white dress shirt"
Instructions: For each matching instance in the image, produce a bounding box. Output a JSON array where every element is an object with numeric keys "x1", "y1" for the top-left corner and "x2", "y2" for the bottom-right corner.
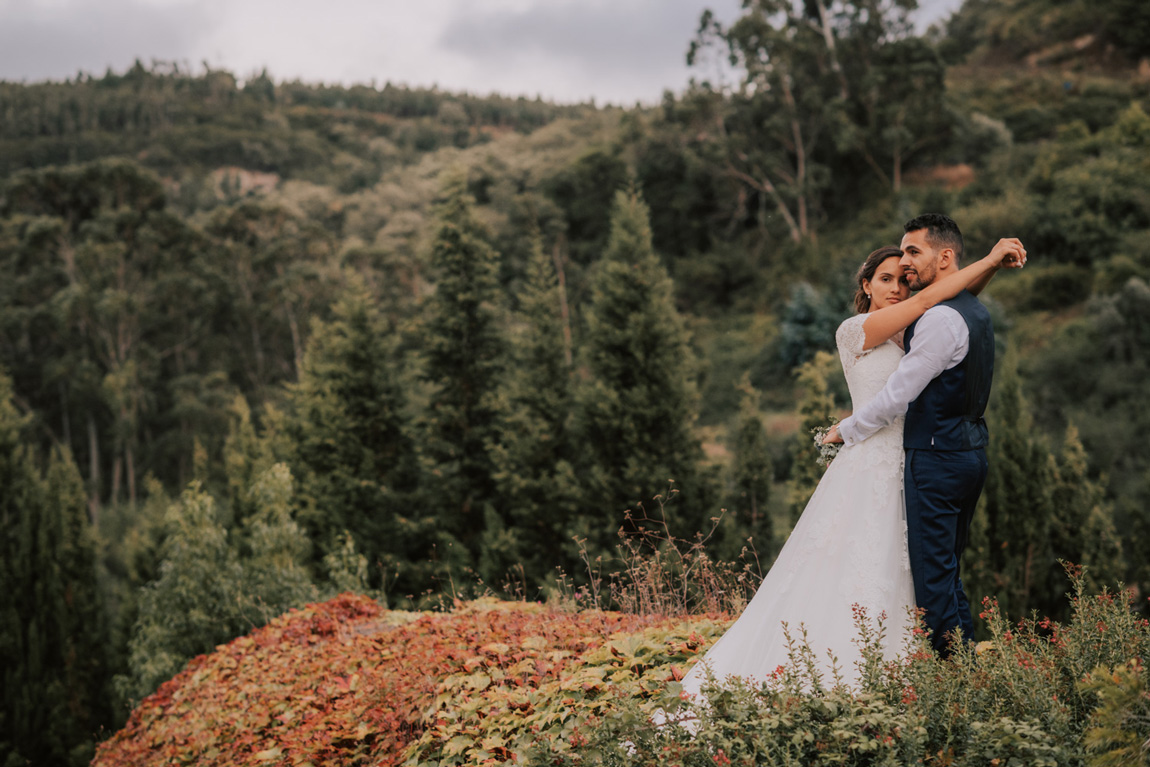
[{"x1": 838, "y1": 305, "x2": 970, "y2": 446}]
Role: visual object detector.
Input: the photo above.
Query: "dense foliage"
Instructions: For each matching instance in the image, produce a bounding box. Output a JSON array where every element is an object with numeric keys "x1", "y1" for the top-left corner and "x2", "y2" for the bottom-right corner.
[
  {"x1": 542, "y1": 573, "x2": 1150, "y2": 766},
  {"x1": 2, "y1": 0, "x2": 1150, "y2": 762},
  {"x1": 90, "y1": 595, "x2": 719, "y2": 767},
  {"x1": 88, "y1": 575, "x2": 1150, "y2": 767}
]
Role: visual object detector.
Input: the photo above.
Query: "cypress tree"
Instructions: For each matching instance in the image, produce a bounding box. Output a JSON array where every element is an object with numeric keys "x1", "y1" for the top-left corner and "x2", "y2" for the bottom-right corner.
[
  {"x1": 0, "y1": 371, "x2": 109, "y2": 767},
  {"x1": 575, "y1": 187, "x2": 708, "y2": 556},
  {"x1": 491, "y1": 231, "x2": 579, "y2": 587},
  {"x1": 420, "y1": 172, "x2": 509, "y2": 585},
  {"x1": 1049, "y1": 425, "x2": 1125, "y2": 600},
  {"x1": 784, "y1": 351, "x2": 838, "y2": 528},
  {"x1": 720, "y1": 375, "x2": 775, "y2": 562},
  {"x1": 285, "y1": 285, "x2": 417, "y2": 594},
  {"x1": 964, "y1": 353, "x2": 1054, "y2": 621}
]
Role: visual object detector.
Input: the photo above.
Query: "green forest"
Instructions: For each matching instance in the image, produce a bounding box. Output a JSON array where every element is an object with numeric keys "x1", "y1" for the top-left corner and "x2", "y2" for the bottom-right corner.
[{"x1": 2, "y1": 0, "x2": 1150, "y2": 763}]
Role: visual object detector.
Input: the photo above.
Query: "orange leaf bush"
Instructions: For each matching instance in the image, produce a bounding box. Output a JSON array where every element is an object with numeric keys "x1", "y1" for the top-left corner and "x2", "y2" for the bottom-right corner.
[{"x1": 92, "y1": 594, "x2": 730, "y2": 767}]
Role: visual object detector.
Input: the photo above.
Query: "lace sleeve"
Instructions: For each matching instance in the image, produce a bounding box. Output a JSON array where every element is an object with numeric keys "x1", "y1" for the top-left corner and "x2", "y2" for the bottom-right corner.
[{"x1": 835, "y1": 314, "x2": 870, "y2": 373}]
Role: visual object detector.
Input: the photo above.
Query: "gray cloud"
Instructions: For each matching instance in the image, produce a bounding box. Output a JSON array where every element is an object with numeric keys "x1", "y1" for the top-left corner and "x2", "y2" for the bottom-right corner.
[
  {"x1": 437, "y1": 0, "x2": 725, "y2": 101},
  {"x1": 0, "y1": 0, "x2": 217, "y2": 82},
  {"x1": 0, "y1": 0, "x2": 963, "y2": 102},
  {"x1": 442, "y1": 0, "x2": 711, "y2": 68}
]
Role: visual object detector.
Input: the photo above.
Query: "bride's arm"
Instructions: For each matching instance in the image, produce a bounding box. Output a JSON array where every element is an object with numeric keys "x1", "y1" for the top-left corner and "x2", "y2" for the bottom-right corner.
[
  {"x1": 965, "y1": 264, "x2": 999, "y2": 297},
  {"x1": 861, "y1": 237, "x2": 1026, "y2": 350}
]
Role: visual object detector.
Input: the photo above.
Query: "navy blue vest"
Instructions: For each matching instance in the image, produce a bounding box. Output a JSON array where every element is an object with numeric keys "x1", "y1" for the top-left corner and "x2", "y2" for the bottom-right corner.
[{"x1": 903, "y1": 290, "x2": 993, "y2": 451}]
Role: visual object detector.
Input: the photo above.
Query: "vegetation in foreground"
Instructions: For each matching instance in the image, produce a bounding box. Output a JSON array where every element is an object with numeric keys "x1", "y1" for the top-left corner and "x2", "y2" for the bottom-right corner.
[{"x1": 88, "y1": 570, "x2": 1149, "y2": 767}]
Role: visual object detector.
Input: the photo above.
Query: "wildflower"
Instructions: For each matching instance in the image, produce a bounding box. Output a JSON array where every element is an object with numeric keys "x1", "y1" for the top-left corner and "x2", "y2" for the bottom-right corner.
[{"x1": 714, "y1": 749, "x2": 732, "y2": 766}]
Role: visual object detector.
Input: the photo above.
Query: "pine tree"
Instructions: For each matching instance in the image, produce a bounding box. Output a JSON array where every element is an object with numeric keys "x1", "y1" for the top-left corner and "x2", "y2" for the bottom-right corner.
[
  {"x1": 1049, "y1": 425, "x2": 1125, "y2": 601},
  {"x1": 285, "y1": 284, "x2": 417, "y2": 594},
  {"x1": 720, "y1": 375, "x2": 776, "y2": 562},
  {"x1": 784, "y1": 351, "x2": 838, "y2": 528},
  {"x1": 0, "y1": 371, "x2": 109, "y2": 767},
  {"x1": 964, "y1": 353, "x2": 1054, "y2": 621},
  {"x1": 491, "y1": 231, "x2": 580, "y2": 587},
  {"x1": 575, "y1": 188, "x2": 709, "y2": 556},
  {"x1": 419, "y1": 172, "x2": 509, "y2": 585}
]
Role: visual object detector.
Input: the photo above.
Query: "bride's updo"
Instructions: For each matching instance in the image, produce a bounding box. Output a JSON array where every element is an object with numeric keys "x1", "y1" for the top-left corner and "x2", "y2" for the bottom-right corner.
[{"x1": 854, "y1": 246, "x2": 905, "y2": 313}]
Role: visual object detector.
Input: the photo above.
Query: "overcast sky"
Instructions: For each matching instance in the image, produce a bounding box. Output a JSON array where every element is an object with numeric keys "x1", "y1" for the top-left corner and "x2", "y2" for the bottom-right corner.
[{"x1": 0, "y1": 0, "x2": 964, "y2": 104}]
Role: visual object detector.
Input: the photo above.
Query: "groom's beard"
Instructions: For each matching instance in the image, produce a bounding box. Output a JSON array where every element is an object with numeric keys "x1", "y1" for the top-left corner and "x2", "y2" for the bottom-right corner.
[{"x1": 906, "y1": 264, "x2": 938, "y2": 291}]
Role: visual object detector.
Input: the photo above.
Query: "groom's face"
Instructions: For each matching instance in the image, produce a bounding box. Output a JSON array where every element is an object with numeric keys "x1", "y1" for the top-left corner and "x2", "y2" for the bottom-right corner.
[{"x1": 899, "y1": 229, "x2": 940, "y2": 290}]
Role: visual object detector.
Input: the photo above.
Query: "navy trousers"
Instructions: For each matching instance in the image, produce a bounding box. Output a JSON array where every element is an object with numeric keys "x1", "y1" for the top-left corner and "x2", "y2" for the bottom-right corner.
[{"x1": 904, "y1": 448, "x2": 988, "y2": 656}]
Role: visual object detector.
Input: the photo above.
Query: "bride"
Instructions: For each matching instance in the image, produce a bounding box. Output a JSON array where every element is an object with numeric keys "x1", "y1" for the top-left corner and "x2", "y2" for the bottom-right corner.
[{"x1": 678, "y1": 239, "x2": 1024, "y2": 699}]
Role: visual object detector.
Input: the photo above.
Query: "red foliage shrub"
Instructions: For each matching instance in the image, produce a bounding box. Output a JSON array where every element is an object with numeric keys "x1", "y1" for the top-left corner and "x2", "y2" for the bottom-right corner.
[{"x1": 92, "y1": 595, "x2": 677, "y2": 767}]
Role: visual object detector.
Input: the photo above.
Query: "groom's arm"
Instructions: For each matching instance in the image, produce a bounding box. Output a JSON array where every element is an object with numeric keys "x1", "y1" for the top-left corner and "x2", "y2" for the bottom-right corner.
[{"x1": 837, "y1": 307, "x2": 969, "y2": 446}]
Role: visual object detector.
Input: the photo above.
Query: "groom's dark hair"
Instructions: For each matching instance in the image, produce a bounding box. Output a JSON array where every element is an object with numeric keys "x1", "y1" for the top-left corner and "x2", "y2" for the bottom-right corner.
[{"x1": 905, "y1": 213, "x2": 964, "y2": 262}]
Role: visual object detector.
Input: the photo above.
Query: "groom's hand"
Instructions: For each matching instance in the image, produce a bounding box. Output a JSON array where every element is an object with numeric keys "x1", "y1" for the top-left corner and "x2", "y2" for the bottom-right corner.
[
  {"x1": 822, "y1": 424, "x2": 844, "y2": 444},
  {"x1": 989, "y1": 238, "x2": 1027, "y2": 268}
]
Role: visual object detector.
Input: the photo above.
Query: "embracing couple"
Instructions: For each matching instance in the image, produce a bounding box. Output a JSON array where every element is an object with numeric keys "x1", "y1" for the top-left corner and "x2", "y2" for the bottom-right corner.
[{"x1": 682, "y1": 213, "x2": 1027, "y2": 696}]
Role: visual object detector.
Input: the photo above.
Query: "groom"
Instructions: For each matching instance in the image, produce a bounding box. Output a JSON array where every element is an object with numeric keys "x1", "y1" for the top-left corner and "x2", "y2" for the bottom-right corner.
[{"x1": 828, "y1": 213, "x2": 1020, "y2": 656}]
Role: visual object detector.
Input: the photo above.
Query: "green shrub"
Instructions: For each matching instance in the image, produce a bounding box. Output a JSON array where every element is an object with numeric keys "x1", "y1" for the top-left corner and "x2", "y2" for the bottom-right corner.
[{"x1": 537, "y1": 570, "x2": 1150, "y2": 766}]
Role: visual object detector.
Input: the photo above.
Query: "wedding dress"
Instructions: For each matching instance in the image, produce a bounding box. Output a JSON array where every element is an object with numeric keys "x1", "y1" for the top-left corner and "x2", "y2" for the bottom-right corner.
[{"x1": 681, "y1": 313, "x2": 914, "y2": 696}]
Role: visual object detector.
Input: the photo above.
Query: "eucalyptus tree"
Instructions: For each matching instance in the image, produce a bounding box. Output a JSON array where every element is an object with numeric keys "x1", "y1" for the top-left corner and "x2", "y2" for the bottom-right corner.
[
  {"x1": 204, "y1": 201, "x2": 343, "y2": 401},
  {"x1": 685, "y1": 0, "x2": 944, "y2": 242},
  {"x1": 0, "y1": 159, "x2": 210, "y2": 512}
]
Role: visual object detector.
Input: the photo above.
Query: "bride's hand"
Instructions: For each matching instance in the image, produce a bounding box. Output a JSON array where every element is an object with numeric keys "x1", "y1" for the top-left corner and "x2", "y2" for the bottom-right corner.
[
  {"x1": 988, "y1": 238, "x2": 1027, "y2": 269},
  {"x1": 822, "y1": 424, "x2": 844, "y2": 444}
]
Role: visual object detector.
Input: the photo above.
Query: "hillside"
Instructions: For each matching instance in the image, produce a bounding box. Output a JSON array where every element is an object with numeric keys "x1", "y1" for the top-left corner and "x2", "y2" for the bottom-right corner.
[{"x1": 4, "y1": 0, "x2": 1150, "y2": 764}]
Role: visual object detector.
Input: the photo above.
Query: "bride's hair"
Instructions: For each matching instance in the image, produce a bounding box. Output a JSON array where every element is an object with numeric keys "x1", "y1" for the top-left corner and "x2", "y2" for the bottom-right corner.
[{"x1": 854, "y1": 246, "x2": 905, "y2": 313}]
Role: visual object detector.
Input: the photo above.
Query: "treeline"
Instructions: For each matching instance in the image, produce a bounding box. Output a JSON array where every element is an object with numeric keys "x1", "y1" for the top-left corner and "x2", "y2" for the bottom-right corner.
[
  {"x1": 0, "y1": 61, "x2": 590, "y2": 184},
  {"x1": 3, "y1": 0, "x2": 1150, "y2": 763}
]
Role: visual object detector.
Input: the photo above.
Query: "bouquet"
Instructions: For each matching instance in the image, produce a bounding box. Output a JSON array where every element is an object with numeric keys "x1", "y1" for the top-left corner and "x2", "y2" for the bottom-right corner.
[{"x1": 810, "y1": 418, "x2": 841, "y2": 468}]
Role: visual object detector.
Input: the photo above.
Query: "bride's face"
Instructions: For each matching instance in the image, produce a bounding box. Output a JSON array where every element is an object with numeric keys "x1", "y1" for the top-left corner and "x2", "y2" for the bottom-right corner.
[{"x1": 866, "y1": 257, "x2": 911, "y2": 309}]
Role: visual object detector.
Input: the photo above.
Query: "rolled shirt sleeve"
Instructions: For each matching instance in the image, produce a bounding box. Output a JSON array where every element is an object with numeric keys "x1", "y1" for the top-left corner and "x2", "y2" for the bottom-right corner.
[{"x1": 838, "y1": 306, "x2": 970, "y2": 446}]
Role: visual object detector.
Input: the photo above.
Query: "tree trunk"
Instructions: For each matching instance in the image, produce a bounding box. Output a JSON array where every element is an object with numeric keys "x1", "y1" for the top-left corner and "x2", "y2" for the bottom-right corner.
[
  {"x1": 247, "y1": 321, "x2": 264, "y2": 389},
  {"x1": 59, "y1": 382, "x2": 72, "y2": 447},
  {"x1": 892, "y1": 146, "x2": 902, "y2": 194},
  {"x1": 780, "y1": 77, "x2": 810, "y2": 239},
  {"x1": 285, "y1": 304, "x2": 303, "y2": 381},
  {"x1": 727, "y1": 166, "x2": 803, "y2": 243},
  {"x1": 126, "y1": 444, "x2": 137, "y2": 506},
  {"x1": 86, "y1": 413, "x2": 100, "y2": 525},
  {"x1": 817, "y1": 0, "x2": 850, "y2": 99},
  {"x1": 551, "y1": 240, "x2": 574, "y2": 368},
  {"x1": 110, "y1": 454, "x2": 122, "y2": 508}
]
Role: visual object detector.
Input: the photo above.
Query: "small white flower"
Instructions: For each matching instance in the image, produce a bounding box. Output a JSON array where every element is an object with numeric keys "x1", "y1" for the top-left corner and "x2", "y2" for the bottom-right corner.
[{"x1": 811, "y1": 419, "x2": 841, "y2": 468}]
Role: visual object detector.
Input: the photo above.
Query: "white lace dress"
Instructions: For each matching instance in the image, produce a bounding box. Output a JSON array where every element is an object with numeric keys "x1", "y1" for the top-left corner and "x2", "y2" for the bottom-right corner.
[{"x1": 681, "y1": 313, "x2": 914, "y2": 693}]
